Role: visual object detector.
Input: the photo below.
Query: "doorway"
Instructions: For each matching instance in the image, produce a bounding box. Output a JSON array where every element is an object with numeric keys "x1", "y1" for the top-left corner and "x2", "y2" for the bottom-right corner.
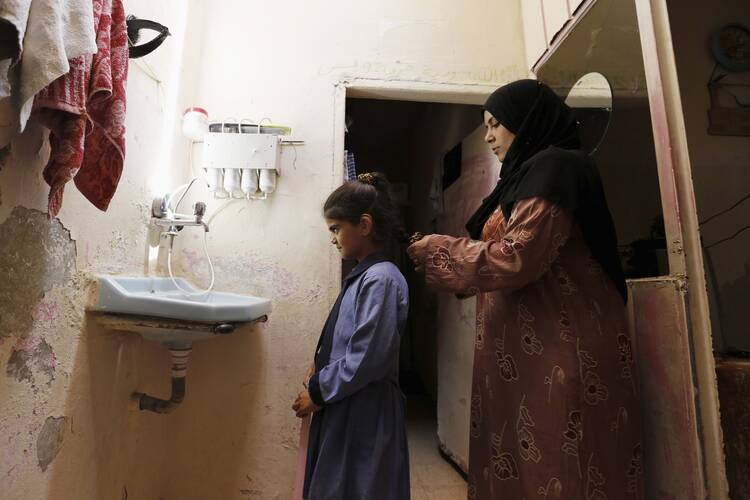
[{"x1": 340, "y1": 85, "x2": 495, "y2": 499}]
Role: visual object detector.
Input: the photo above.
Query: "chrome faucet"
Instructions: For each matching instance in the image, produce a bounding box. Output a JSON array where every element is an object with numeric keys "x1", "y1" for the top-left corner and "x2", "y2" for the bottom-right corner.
[{"x1": 152, "y1": 195, "x2": 209, "y2": 234}]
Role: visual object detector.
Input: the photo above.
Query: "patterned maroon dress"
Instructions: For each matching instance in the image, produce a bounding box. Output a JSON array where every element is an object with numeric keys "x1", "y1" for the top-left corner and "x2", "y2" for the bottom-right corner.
[{"x1": 419, "y1": 197, "x2": 643, "y2": 500}]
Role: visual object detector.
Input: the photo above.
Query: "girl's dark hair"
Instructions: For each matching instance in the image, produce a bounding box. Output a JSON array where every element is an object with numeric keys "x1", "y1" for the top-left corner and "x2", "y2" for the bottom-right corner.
[{"x1": 323, "y1": 172, "x2": 406, "y2": 244}]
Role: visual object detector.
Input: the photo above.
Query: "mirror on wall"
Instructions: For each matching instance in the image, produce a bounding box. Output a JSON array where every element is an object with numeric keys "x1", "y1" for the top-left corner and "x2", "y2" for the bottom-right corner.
[{"x1": 564, "y1": 72, "x2": 613, "y2": 155}]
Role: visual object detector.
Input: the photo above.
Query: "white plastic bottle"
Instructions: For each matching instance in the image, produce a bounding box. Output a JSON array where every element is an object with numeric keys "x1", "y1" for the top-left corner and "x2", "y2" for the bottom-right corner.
[
  {"x1": 259, "y1": 169, "x2": 276, "y2": 194},
  {"x1": 241, "y1": 168, "x2": 259, "y2": 197}
]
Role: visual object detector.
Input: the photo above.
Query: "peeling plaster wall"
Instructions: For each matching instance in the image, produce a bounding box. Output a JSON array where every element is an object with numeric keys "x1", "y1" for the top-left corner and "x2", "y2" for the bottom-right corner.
[
  {"x1": 0, "y1": 1, "x2": 204, "y2": 498},
  {"x1": 667, "y1": 0, "x2": 750, "y2": 352},
  {"x1": 1, "y1": 1, "x2": 527, "y2": 499},
  {"x1": 165, "y1": 1, "x2": 526, "y2": 499}
]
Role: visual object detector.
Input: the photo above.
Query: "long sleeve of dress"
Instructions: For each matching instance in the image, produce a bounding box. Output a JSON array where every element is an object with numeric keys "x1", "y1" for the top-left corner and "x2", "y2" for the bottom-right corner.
[
  {"x1": 308, "y1": 274, "x2": 403, "y2": 406},
  {"x1": 424, "y1": 197, "x2": 573, "y2": 295}
]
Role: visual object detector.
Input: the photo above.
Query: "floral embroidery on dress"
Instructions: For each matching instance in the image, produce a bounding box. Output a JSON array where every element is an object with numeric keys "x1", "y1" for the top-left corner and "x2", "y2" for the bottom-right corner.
[
  {"x1": 519, "y1": 302, "x2": 535, "y2": 322},
  {"x1": 556, "y1": 266, "x2": 579, "y2": 295},
  {"x1": 431, "y1": 246, "x2": 454, "y2": 272},
  {"x1": 617, "y1": 333, "x2": 634, "y2": 380},
  {"x1": 517, "y1": 396, "x2": 542, "y2": 463},
  {"x1": 521, "y1": 324, "x2": 544, "y2": 355},
  {"x1": 516, "y1": 226, "x2": 533, "y2": 241},
  {"x1": 559, "y1": 306, "x2": 575, "y2": 343},
  {"x1": 562, "y1": 410, "x2": 583, "y2": 476},
  {"x1": 499, "y1": 225, "x2": 534, "y2": 256},
  {"x1": 495, "y1": 335, "x2": 519, "y2": 382},
  {"x1": 579, "y1": 350, "x2": 598, "y2": 371},
  {"x1": 544, "y1": 365, "x2": 566, "y2": 403},
  {"x1": 518, "y1": 300, "x2": 544, "y2": 356},
  {"x1": 583, "y1": 371, "x2": 610, "y2": 406},
  {"x1": 500, "y1": 237, "x2": 521, "y2": 256},
  {"x1": 587, "y1": 455, "x2": 608, "y2": 500},
  {"x1": 626, "y1": 444, "x2": 643, "y2": 495},
  {"x1": 589, "y1": 299, "x2": 605, "y2": 337},
  {"x1": 548, "y1": 232, "x2": 567, "y2": 264},
  {"x1": 476, "y1": 311, "x2": 486, "y2": 350},
  {"x1": 610, "y1": 407, "x2": 629, "y2": 435},
  {"x1": 470, "y1": 387, "x2": 483, "y2": 438},
  {"x1": 467, "y1": 475, "x2": 478, "y2": 499},
  {"x1": 538, "y1": 477, "x2": 563, "y2": 499},
  {"x1": 491, "y1": 423, "x2": 519, "y2": 480},
  {"x1": 478, "y1": 265, "x2": 501, "y2": 279}
]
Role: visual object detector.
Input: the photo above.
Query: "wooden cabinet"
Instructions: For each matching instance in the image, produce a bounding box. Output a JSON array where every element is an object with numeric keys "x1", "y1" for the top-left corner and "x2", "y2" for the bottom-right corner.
[
  {"x1": 542, "y1": 0, "x2": 570, "y2": 42},
  {"x1": 521, "y1": 0, "x2": 548, "y2": 70},
  {"x1": 569, "y1": 0, "x2": 587, "y2": 14},
  {"x1": 521, "y1": 0, "x2": 594, "y2": 70}
]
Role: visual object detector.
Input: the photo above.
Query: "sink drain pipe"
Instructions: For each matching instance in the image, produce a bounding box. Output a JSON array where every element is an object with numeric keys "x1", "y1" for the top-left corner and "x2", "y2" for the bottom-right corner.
[{"x1": 135, "y1": 347, "x2": 191, "y2": 413}]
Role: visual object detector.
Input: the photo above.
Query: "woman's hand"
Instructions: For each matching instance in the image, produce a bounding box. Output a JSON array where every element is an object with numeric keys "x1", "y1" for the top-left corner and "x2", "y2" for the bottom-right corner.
[
  {"x1": 292, "y1": 389, "x2": 321, "y2": 418},
  {"x1": 407, "y1": 236, "x2": 430, "y2": 273}
]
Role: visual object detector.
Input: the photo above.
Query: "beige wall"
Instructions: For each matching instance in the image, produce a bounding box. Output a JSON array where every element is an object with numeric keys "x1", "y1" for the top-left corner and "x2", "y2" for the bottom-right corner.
[
  {"x1": 668, "y1": 0, "x2": 750, "y2": 351},
  {"x1": 0, "y1": 1, "x2": 206, "y2": 498},
  {"x1": 177, "y1": 2, "x2": 525, "y2": 495},
  {"x1": 0, "y1": 1, "x2": 528, "y2": 499}
]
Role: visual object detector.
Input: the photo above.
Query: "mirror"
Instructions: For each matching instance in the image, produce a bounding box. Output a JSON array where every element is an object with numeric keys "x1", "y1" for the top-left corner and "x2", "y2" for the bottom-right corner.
[{"x1": 564, "y1": 72, "x2": 613, "y2": 155}]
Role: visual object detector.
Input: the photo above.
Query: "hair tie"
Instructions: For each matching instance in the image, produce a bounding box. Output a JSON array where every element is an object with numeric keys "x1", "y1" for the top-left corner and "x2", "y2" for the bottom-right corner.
[{"x1": 357, "y1": 173, "x2": 375, "y2": 185}]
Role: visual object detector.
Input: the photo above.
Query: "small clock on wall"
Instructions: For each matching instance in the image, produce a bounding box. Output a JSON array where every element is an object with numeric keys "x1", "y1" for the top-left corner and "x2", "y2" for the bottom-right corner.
[{"x1": 711, "y1": 23, "x2": 750, "y2": 72}]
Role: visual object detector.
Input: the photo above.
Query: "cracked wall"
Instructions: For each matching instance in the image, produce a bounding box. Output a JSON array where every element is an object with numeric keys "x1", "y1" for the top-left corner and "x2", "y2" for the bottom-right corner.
[
  {"x1": 0, "y1": 1, "x2": 199, "y2": 498},
  {"x1": 1, "y1": 1, "x2": 529, "y2": 499},
  {"x1": 0, "y1": 207, "x2": 76, "y2": 339}
]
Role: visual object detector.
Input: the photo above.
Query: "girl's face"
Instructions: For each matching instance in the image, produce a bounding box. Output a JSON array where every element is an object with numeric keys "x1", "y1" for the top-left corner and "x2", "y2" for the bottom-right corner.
[
  {"x1": 483, "y1": 110, "x2": 516, "y2": 162},
  {"x1": 326, "y1": 216, "x2": 375, "y2": 261}
]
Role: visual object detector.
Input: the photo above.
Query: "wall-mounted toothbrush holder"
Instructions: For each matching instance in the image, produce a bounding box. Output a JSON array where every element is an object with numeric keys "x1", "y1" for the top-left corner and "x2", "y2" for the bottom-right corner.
[
  {"x1": 203, "y1": 132, "x2": 280, "y2": 172},
  {"x1": 200, "y1": 122, "x2": 296, "y2": 200}
]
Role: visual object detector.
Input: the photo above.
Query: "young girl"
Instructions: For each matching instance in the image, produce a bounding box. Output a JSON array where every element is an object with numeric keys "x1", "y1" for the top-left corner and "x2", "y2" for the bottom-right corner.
[{"x1": 292, "y1": 172, "x2": 410, "y2": 500}]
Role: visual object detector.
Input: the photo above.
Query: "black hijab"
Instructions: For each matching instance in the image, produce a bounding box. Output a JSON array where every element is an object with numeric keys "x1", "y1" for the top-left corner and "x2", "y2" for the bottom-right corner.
[{"x1": 466, "y1": 79, "x2": 627, "y2": 302}]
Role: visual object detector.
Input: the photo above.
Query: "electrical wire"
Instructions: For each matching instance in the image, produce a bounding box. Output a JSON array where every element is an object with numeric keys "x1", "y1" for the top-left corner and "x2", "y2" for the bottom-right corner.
[
  {"x1": 699, "y1": 192, "x2": 750, "y2": 226},
  {"x1": 704, "y1": 222, "x2": 750, "y2": 250}
]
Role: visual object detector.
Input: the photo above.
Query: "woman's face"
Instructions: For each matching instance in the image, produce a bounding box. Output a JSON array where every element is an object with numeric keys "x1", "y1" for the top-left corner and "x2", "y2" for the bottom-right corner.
[{"x1": 483, "y1": 111, "x2": 516, "y2": 162}]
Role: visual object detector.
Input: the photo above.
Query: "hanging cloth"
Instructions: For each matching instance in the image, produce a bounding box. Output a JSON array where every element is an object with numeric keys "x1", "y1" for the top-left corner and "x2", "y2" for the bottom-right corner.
[{"x1": 33, "y1": 0, "x2": 128, "y2": 217}]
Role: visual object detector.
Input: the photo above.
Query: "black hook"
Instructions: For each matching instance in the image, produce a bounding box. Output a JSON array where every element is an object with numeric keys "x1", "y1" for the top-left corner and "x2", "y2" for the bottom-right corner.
[{"x1": 126, "y1": 15, "x2": 171, "y2": 59}]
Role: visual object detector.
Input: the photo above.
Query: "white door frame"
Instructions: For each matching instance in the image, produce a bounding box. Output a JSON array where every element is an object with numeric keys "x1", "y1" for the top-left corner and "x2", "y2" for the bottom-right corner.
[{"x1": 331, "y1": 78, "x2": 499, "y2": 195}]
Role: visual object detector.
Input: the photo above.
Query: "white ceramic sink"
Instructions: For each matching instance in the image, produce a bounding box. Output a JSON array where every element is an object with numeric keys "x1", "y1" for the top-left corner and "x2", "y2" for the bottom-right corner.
[{"x1": 94, "y1": 276, "x2": 272, "y2": 323}]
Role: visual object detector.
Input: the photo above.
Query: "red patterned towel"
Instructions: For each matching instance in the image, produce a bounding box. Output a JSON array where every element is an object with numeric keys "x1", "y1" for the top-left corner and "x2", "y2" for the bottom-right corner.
[{"x1": 33, "y1": 0, "x2": 128, "y2": 217}]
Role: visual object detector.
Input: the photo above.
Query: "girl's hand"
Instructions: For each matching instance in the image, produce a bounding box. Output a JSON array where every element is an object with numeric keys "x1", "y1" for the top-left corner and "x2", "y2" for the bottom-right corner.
[
  {"x1": 292, "y1": 389, "x2": 321, "y2": 418},
  {"x1": 407, "y1": 236, "x2": 430, "y2": 273},
  {"x1": 303, "y1": 361, "x2": 315, "y2": 388}
]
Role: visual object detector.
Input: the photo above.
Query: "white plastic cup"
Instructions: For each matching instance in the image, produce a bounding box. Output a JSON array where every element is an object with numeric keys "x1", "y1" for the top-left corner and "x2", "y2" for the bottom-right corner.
[{"x1": 182, "y1": 107, "x2": 209, "y2": 141}]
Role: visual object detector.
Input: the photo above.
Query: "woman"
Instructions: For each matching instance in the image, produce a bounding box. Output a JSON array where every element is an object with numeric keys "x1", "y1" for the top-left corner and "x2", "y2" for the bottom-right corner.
[{"x1": 408, "y1": 80, "x2": 643, "y2": 500}]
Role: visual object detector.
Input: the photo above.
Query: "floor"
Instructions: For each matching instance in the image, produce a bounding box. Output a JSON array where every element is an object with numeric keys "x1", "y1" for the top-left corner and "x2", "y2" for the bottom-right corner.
[{"x1": 407, "y1": 397, "x2": 468, "y2": 500}]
